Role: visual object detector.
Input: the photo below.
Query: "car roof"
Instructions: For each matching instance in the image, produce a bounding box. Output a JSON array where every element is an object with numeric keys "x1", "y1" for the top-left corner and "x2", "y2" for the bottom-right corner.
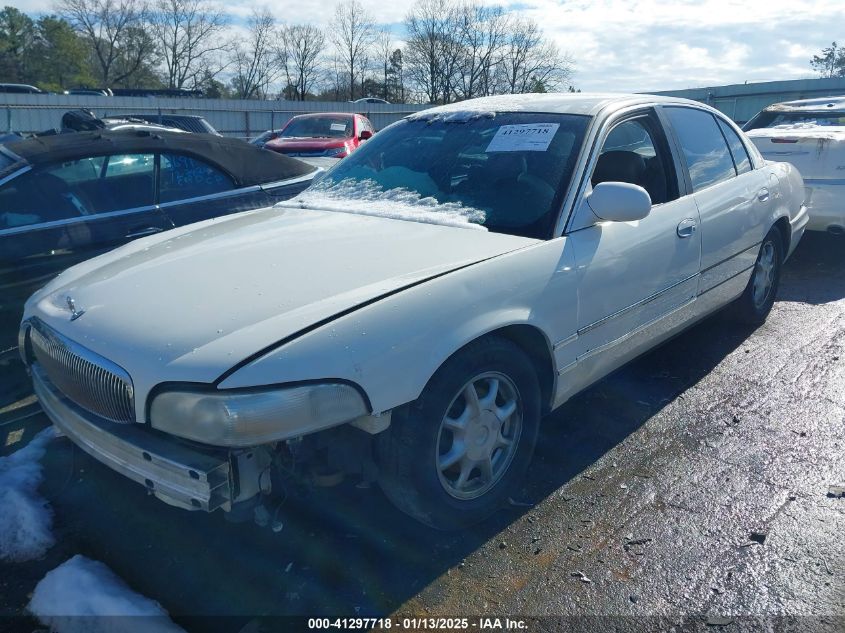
[
  {"x1": 408, "y1": 92, "x2": 705, "y2": 119},
  {"x1": 764, "y1": 95, "x2": 845, "y2": 112},
  {"x1": 0, "y1": 129, "x2": 315, "y2": 185}
]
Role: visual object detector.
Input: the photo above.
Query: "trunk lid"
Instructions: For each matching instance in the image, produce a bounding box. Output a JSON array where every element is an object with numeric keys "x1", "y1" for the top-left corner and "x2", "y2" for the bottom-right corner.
[{"x1": 747, "y1": 126, "x2": 845, "y2": 181}]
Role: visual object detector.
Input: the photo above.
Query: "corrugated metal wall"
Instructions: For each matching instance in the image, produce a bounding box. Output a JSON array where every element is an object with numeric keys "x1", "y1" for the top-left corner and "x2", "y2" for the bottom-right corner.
[
  {"x1": 0, "y1": 94, "x2": 429, "y2": 139},
  {"x1": 652, "y1": 77, "x2": 845, "y2": 124},
  {"x1": 8, "y1": 77, "x2": 845, "y2": 136}
]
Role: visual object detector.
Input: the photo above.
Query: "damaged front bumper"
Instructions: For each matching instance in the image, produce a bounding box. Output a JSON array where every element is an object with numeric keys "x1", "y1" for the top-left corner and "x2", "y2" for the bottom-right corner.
[{"x1": 33, "y1": 363, "x2": 236, "y2": 512}]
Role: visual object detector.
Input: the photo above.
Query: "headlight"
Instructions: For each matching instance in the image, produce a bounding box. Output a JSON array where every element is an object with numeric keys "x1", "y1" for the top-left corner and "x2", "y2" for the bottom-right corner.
[
  {"x1": 150, "y1": 383, "x2": 368, "y2": 447},
  {"x1": 324, "y1": 146, "x2": 347, "y2": 157}
]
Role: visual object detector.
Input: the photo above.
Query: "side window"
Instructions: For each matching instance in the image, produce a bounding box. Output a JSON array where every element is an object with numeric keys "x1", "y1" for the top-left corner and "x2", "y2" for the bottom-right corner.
[
  {"x1": 159, "y1": 153, "x2": 234, "y2": 203},
  {"x1": 591, "y1": 116, "x2": 677, "y2": 205},
  {"x1": 664, "y1": 107, "x2": 737, "y2": 191},
  {"x1": 97, "y1": 154, "x2": 156, "y2": 211},
  {"x1": 716, "y1": 118, "x2": 752, "y2": 175},
  {"x1": 51, "y1": 156, "x2": 106, "y2": 183},
  {"x1": 0, "y1": 154, "x2": 156, "y2": 230},
  {"x1": 0, "y1": 168, "x2": 86, "y2": 229}
]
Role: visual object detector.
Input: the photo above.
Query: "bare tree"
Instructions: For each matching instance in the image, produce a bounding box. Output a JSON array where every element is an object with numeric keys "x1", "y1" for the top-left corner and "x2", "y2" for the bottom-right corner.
[
  {"x1": 229, "y1": 8, "x2": 277, "y2": 99},
  {"x1": 389, "y1": 48, "x2": 405, "y2": 103},
  {"x1": 58, "y1": 0, "x2": 156, "y2": 86},
  {"x1": 150, "y1": 0, "x2": 229, "y2": 89},
  {"x1": 374, "y1": 28, "x2": 392, "y2": 101},
  {"x1": 329, "y1": 0, "x2": 375, "y2": 100},
  {"x1": 455, "y1": 3, "x2": 509, "y2": 100},
  {"x1": 278, "y1": 24, "x2": 325, "y2": 101},
  {"x1": 498, "y1": 17, "x2": 572, "y2": 94},
  {"x1": 404, "y1": 0, "x2": 462, "y2": 104}
]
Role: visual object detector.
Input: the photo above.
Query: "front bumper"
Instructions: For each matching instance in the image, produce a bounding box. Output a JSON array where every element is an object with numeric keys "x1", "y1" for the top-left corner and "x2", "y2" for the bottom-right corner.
[{"x1": 33, "y1": 363, "x2": 232, "y2": 512}]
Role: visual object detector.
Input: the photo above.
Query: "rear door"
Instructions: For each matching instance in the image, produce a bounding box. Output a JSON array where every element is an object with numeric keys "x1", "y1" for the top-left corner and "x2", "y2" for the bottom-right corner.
[{"x1": 663, "y1": 107, "x2": 770, "y2": 293}]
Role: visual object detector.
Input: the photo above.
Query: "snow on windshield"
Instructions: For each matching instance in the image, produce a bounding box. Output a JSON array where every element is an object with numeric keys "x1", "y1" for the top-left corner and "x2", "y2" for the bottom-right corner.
[{"x1": 277, "y1": 177, "x2": 489, "y2": 230}]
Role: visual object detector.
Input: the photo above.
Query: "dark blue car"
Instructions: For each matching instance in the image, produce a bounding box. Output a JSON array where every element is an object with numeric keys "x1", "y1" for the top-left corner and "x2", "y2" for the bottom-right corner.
[{"x1": 0, "y1": 129, "x2": 318, "y2": 362}]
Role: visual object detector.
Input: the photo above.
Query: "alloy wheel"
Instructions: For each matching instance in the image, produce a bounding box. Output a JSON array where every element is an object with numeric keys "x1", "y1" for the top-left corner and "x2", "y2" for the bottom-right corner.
[
  {"x1": 435, "y1": 372, "x2": 523, "y2": 500},
  {"x1": 752, "y1": 241, "x2": 777, "y2": 309}
]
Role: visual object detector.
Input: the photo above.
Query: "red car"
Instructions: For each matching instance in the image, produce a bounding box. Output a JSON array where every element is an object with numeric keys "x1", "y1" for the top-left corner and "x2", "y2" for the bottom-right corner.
[{"x1": 264, "y1": 112, "x2": 375, "y2": 159}]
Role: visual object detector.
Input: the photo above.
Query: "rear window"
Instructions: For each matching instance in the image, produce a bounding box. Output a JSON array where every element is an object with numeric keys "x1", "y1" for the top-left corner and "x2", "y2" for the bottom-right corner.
[
  {"x1": 744, "y1": 111, "x2": 845, "y2": 131},
  {"x1": 160, "y1": 154, "x2": 233, "y2": 202},
  {"x1": 282, "y1": 116, "x2": 354, "y2": 139}
]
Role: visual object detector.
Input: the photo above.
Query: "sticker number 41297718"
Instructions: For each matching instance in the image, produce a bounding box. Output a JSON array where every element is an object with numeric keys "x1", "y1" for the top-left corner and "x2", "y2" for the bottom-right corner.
[{"x1": 485, "y1": 122, "x2": 560, "y2": 152}]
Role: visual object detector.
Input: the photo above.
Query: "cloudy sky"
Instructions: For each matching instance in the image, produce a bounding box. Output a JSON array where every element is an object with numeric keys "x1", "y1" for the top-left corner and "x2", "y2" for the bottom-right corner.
[{"x1": 9, "y1": 0, "x2": 845, "y2": 92}]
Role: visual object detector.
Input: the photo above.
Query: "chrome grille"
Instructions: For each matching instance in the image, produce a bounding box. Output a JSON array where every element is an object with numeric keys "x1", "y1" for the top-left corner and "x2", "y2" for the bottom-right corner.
[{"x1": 29, "y1": 321, "x2": 135, "y2": 423}]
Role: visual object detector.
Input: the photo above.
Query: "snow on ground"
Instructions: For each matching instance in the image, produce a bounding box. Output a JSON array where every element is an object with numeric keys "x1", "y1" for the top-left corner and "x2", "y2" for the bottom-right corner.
[
  {"x1": 278, "y1": 177, "x2": 488, "y2": 230},
  {"x1": 29, "y1": 555, "x2": 185, "y2": 633},
  {"x1": 0, "y1": 426, "x2": 56, "y2": 562}
]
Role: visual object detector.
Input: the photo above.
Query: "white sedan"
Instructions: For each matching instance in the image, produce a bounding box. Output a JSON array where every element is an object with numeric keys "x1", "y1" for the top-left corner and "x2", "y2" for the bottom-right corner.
[
  {"x1": 20, "y1": 94, "x2": 807, "y2": 530},
  {"x1": 744, "y1": 96, "x2": 845, "y2": 234}
]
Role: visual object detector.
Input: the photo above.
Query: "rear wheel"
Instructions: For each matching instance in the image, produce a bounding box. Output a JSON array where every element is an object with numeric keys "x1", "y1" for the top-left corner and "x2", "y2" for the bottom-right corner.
[
  {"x1": 730, "y1": 225, "x2": 784, "y2": 325},
  {"x1": 377, "y1": 336, "x2": 541, "y2": 530}
]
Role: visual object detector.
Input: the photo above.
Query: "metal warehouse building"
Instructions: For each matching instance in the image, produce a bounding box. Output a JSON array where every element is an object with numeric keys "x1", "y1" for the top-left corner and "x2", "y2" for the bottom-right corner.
[
  {"x1": 3, "y1": 77, "x2": 845, "y2": 138},
  {"x1": 654, "y1": 76, "x2": 845, "y2": 124}
]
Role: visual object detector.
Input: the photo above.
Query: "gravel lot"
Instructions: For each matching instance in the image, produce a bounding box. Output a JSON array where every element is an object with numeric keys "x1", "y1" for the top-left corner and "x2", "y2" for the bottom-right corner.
[{"x1": 1, "y1": 232, "x2": 843, "y2": 632}]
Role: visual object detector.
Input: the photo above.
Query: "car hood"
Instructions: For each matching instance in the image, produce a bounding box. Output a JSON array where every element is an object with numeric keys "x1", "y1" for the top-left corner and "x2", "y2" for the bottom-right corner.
[
  {"x1": 27, "y1": 206, "x2": 535, "y2": 390},
  {"x1": 266, "y1": 137, "x2": 347, "y2": 151}
]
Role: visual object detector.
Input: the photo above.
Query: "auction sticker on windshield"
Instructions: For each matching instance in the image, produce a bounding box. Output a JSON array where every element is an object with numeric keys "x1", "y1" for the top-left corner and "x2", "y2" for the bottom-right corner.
[{"x1": 486, "y1": 123, "x2": 559, "y2": 152}]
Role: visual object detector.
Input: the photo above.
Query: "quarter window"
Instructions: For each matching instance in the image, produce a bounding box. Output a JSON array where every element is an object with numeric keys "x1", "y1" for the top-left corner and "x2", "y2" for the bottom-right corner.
[
  {"x1": 716, "y1": 118, "x2": 752, "y2": 175},
  {"x1": 665, "y1": 107, "x2": 736, "y2": 191},
  {"x1": 159, "y1": 154, "x2": 233, "y2": 203}
]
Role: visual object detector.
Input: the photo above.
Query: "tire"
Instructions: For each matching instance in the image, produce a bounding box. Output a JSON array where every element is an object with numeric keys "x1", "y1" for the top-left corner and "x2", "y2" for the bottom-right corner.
[
  {"x1": 730, "y1": 225, "x2": 784, "y2": 325},
  {"x1": 377, "y1": 336, "x2": 541, "y2": 530}
]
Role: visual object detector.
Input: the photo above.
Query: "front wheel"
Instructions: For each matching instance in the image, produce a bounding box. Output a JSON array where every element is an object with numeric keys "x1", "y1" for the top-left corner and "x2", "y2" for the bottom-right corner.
[
  {"x1": 377, "y1": 336, "x2": 541, "y2": 530},
  {"x1": 730, "y1": 225, "x2": 784, "y2": 325}
]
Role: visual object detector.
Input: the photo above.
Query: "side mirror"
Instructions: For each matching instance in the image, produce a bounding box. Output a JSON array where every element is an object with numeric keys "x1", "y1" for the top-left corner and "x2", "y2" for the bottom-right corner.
[
  {"x1": 586, "y1": 181, "x2": 652, "y2": 223},
  {"x1": 359, "y1": 130, "x2": 373, "y2": 141}
]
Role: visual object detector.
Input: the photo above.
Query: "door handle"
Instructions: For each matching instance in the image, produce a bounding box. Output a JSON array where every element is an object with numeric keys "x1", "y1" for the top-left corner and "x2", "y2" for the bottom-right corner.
[
  {"x1": 125, "y1": 226, "x2": 163, "y2": 239},
  {"x1": 676, "y1": 218, "x2": 697, "y2": 238},
  {"x1": 757, "y1": 188, "x2": 770, "y2": 202}
]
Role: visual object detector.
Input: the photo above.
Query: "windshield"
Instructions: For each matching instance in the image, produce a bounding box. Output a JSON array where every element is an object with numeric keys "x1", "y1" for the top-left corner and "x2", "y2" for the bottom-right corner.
[
  {"x1": 303, "y1": 112, "x2": 589, "y2": 238},
  {"x1": 281, "y1": 116, "x2": 354, "y2": 139},
  {"x1": 744, "y1": 110, "x2": 845, "y2": 131}
]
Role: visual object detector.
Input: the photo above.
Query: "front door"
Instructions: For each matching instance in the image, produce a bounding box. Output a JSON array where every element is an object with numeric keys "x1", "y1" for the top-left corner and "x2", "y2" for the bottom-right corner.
[
  {"x1": 0, "y1": 154, "x2": 171, "y2": 357},
  {"x1": 566, "y1": 111, "x2": 702, "y2": 387}
]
